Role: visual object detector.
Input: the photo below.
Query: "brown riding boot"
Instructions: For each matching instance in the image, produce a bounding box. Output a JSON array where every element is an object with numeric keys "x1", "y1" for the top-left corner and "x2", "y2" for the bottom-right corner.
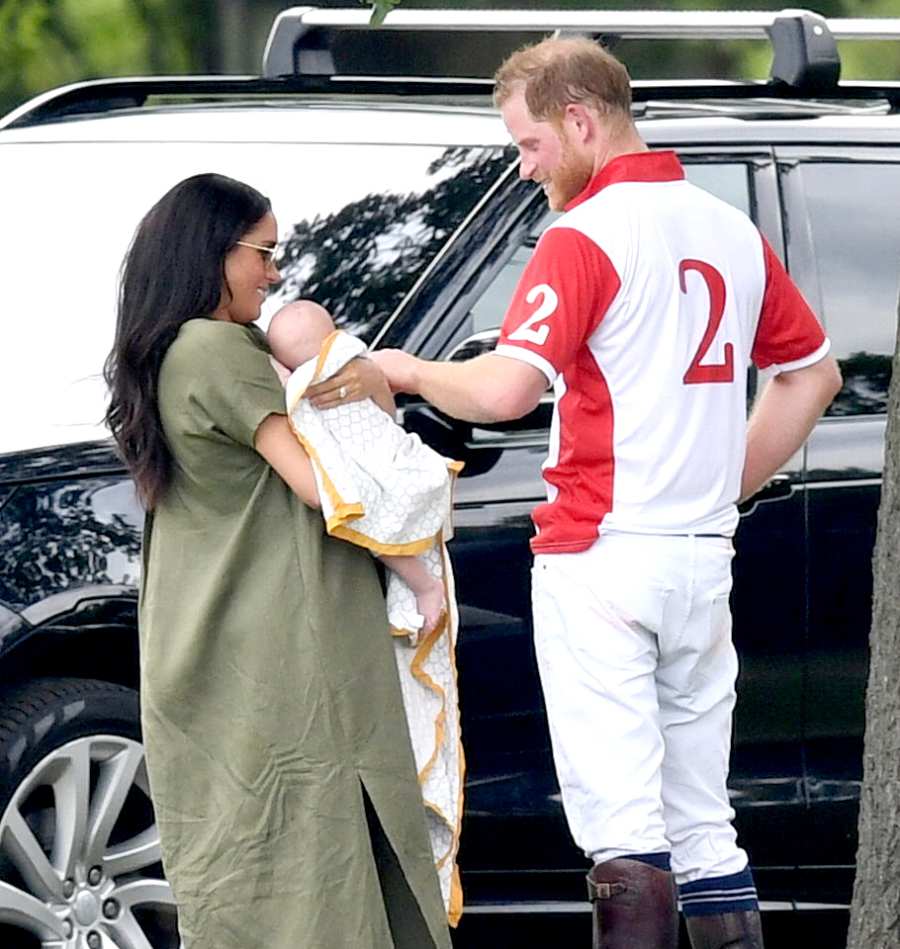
[
  {"x1": 685, "y1": 910, "x2": 765, "y2": 949},
  {"x1": 586, "y1": 858, "x2": 679, "y2": 949}
]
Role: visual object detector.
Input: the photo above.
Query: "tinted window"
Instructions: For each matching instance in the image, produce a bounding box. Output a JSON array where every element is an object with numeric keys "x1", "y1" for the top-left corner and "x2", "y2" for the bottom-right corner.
[
  {"x1": 0, "y1": 140, "x2": 506, "y2": 455},
  {"x1": 274, "y1": 145, "x2": 511, "y2": 341},
  {"x1": 798, "y1": 162, "x2": 900, "y2": 417},
  {"x1": 466, "y1": 162, "x2": 752, "y2": 338}
]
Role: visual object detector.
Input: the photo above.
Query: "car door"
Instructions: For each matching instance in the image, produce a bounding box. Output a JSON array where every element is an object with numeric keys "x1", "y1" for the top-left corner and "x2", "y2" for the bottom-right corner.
[
  {"x1": 388, "y1": 149, "x2": 807, "y2": 905},
  {"x1": 776, "y1": 147, "x2": 900, "y2": 906}
]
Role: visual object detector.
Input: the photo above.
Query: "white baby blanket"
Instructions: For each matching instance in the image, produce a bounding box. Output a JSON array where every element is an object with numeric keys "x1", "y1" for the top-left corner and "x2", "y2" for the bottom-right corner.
[{"x1": 285, "y1": 330, "x2": 464, "y2": 923}]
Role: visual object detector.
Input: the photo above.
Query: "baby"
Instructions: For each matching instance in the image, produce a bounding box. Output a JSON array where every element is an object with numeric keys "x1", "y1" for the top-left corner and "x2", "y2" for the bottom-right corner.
[{"x1": 268, "y1": 300, "x2": 455, "y2": 636}]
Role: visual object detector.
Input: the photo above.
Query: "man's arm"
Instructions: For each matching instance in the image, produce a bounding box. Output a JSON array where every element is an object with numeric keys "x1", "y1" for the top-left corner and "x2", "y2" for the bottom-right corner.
[
  {"x1": 371, "y1": 350, "x2": 548, "y2": 424},
  {"x1": 741, "y1": 355, "x2": 842, "y2": 501}
]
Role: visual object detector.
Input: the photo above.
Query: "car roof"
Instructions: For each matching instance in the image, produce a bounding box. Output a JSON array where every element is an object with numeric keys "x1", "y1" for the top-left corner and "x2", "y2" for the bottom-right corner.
[
  {"x1": 0, "y1": 100, "x2": 512, "y2": 146},
  {"x1": 4, "y1": 98, "x2": 900, "y2": 149}
]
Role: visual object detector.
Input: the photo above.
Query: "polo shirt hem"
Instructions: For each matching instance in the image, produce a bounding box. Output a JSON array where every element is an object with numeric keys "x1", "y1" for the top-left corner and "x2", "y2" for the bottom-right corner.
[
  {"x1": 493, "y1": 344, "x2": 558, "y2": 384},
  {"x1": 769, "y1": 337, "x2": 832, "y2": 375}
]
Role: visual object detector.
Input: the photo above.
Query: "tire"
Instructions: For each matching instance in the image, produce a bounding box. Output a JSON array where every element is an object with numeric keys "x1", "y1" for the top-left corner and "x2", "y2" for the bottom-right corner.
[{"x1": 0, "y1": 677, "x2": 180, "y2": 949}]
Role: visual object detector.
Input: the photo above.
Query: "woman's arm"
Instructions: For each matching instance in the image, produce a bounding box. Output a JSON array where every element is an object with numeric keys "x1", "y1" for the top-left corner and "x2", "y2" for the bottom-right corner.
[{"x1": 254, "y1": 414, "x2": 320, "y2": 508}]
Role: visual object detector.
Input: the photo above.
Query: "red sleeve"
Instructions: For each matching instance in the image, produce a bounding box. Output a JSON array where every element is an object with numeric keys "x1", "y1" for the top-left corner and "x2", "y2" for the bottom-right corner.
[
  {"x1": 496, "y1": 227, "x2": 620, "y2": 379},
  {"x1": 751, "y1": 236, "x2": 827, "y2": 370}
]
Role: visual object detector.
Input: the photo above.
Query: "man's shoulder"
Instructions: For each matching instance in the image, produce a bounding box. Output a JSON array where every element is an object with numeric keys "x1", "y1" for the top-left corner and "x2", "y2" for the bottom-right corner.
[
  {"x1": 537, "y1": 200, "x2": 631, "y2": 273},
  {"x1": 546, "y1": 187, "x2": 637, "y2": 246}
]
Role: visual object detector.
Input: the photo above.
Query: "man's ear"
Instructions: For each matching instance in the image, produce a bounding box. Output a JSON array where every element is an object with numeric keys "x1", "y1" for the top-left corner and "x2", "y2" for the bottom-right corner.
[{"x1": 563, "y1": 103, "x2": 595, "y2": 144}]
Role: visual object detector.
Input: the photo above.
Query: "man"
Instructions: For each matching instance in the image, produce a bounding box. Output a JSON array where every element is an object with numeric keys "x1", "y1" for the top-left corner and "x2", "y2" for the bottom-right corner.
[{"x1": 371, "y1": 37, "x2": 842, "y2": 949}]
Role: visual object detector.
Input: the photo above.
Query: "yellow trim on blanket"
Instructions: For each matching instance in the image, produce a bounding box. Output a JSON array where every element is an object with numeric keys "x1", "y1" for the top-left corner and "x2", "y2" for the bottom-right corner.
[
  {"x1": 287, "y1": 329, "x2": 342, "y2": 412},
  {"x1": 449, "y1": 864, "x2": 463, "y2": 926},
  {"x1": 286, "y1": 414, "x2": 349, "y2": 514},
  {"x1": 382, "y1": 544, "x2": 465, "y2": 924},
  {"x1": 395, "y1": 548, "x2": 465, "y2": 927},
  {"x1": 313, "y1": 330, "x2": 341, "y2": 386},
  {"x1": 332, "y1": 524, "x2": 443, "y2": 557},
  {"x1": 325, "y1": 504, "x2": 365, "y2": 532},
  {"x1": 412, "y1": 618, "x2": 452, "y2": 837},
  {"x1": 287, "y1": 386, "x2": 304, "y2": 417},
  {"x1": 441, "y1": 543, "x2": 466, "y2": 926}
]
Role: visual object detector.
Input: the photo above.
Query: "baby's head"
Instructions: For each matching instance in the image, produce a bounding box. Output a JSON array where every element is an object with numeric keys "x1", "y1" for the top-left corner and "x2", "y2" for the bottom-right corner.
[{"x1": 268, "y1": 300, "x2": 335, "y2": 370}]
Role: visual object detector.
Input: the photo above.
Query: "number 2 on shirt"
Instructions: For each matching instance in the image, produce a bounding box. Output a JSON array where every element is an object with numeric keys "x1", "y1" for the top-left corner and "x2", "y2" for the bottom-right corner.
[
  {"x1": 508, "y1": 284, "x2": 558, "y2": 346},
  {"x1": 680, "y1": 259, "x2": 734, "y2": 385}
]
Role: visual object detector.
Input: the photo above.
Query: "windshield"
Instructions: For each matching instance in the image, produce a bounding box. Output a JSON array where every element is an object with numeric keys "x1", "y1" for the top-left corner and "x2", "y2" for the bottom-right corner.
[{"x1": 0, "y1": 138, "x2": 509, "y2": 454}]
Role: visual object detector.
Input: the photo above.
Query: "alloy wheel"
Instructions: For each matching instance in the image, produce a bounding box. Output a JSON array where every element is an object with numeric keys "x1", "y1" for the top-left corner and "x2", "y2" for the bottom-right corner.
[{"x1": 0, "y1": 735, "x2": 179, "y2": 949}]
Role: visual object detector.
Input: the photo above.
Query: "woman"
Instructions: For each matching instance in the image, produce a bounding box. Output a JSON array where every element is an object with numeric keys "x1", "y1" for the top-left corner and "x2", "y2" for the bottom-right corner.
[{"x1": 104, "y1": 173, "x2": 451, "y2": 949}]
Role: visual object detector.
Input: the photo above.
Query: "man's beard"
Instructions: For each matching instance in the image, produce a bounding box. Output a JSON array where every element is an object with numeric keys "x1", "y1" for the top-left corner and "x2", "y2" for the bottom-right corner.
[{"x1": 547, "y1": 140, "x2": 593, "y2": 211}]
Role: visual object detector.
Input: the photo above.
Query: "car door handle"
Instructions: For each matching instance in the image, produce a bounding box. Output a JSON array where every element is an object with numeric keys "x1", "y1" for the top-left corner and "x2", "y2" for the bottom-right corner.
[
  {"x1": 739, "y1": 473, "x2": 795, "y2": 516},
  {"x1": 754, "y1": 473, "x2": 794, "y2": 501}
]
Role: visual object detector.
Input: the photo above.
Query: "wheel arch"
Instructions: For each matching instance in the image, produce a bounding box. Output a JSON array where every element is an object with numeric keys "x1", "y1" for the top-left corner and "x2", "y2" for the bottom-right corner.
[{"x1": 0, "y1": 587, "x2": 139, "y2": 698}]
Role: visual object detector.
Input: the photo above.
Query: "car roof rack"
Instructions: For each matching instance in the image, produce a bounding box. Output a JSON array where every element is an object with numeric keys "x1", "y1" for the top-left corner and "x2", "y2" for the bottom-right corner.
[
  {"x1": 262, "y1": 6, "x2": 900, "y2": 92},
  {"x1": 5, "y1": 8, "x2": 900, "y2": 131},
  {"x1": 7, "y1": 73, "x2": 900, "y2": 134},
  {"x1": 0, "y1": 74, "x2": 496, "y2": 131}
]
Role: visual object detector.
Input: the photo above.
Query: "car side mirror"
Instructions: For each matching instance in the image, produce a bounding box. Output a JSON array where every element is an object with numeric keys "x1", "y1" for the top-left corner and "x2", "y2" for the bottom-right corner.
[
  {"x1": 445, "y1": 328, "x2": 554, "y2": 436},
  {"x1": 395, "y1": 329, "x2": 552, "y2": 471},
  {"x1": 445, "y1": 329, "x2": 501, "y2": 363}
]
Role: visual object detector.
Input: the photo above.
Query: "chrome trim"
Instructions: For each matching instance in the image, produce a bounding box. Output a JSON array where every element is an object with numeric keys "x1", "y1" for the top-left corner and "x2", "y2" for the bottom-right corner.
[
  {"x1": 803, "y1": 478, "x2": 881, "y2": 489},
  {"x1": 463, "y1": 898, "x2": 849, "y2": 915},
  {"x1": 271, "y1": 8, "x2": 900, "y2": 40}
]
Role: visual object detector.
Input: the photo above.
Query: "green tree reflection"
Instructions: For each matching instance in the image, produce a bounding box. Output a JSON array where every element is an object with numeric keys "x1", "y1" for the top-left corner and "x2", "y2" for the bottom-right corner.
[
  {"x1": 275, "y1": 146, "x2": 514, "y2": 344},
  {"x1": 830, "y1": 352, "x2": 893, "y2": 417},
  {"x1": 0, "y1": 479, "x2": 141, "y2": 611}
]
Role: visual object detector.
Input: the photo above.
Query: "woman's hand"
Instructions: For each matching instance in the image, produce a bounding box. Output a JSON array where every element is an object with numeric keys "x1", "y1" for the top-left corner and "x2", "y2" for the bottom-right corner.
[{"x1": 307, "y1": 356, "x2": 395, "y2": 415}]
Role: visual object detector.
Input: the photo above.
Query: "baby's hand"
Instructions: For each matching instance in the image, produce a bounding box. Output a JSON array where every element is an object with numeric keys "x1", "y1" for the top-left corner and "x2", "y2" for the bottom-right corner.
[{"x1": 269, "y1": 356, "x2": 292, "y2": 387}]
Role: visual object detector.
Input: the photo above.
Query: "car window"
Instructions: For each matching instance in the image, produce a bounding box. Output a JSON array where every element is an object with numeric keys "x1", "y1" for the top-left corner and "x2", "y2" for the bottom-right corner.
[
  {"x1": 468, "y1": 161, "x2": 752, "y2": 337},
  {"x1": 795, "y1": 162, "x2": 900, "y2": 417},
  {"x1": 0, "y1": 140, "x2": 508, "y2": 455}
]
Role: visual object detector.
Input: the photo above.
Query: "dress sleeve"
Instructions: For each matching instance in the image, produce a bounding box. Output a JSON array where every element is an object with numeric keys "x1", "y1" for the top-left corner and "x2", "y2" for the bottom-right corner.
[
  {"x1": 494, "y1": 226, "x2": 620, "y2": 384},
  {"x1": 174, "y1": 321, "x2": 287, "y2": 449}
]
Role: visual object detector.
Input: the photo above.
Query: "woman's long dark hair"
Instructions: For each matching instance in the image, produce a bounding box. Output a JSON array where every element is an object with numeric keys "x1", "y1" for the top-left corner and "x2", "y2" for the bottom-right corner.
[{"x1": 104, "y1": 173, "x2": 271, "y2": 510}]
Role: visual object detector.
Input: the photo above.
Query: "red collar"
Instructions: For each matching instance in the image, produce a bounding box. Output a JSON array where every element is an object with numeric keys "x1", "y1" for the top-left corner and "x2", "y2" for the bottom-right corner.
[{"x1": 565, "y1": 150, "x2": 685, "y2": 211}]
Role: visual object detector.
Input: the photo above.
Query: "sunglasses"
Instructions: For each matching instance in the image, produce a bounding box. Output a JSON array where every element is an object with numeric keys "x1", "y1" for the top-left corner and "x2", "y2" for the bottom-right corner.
[{"x1": 235, "y1": 240, "x2": 279, "y2": 265}]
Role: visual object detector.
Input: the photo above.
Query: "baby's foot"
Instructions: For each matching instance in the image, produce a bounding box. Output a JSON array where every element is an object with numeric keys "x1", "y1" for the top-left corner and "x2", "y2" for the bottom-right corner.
[{"x1": 416, "y1": 577, "x2": 446, "y2": 636}]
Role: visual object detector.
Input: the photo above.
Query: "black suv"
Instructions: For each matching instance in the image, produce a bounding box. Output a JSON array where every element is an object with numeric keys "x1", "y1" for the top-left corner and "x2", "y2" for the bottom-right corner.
[{"x1": 0, "y1": 8, "x2": 897, "y2": 947}]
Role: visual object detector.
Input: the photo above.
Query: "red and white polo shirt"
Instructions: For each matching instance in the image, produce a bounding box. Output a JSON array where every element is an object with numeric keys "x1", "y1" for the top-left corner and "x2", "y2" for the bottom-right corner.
[{"x1": 495, "y1": 150, "x2": 829, "y2": 554}]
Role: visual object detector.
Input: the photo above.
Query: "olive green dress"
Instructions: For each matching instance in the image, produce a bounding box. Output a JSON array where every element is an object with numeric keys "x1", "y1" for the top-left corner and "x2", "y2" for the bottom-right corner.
[{"x1": 139, "y1": 319, "x2": 451, "y2": 949}]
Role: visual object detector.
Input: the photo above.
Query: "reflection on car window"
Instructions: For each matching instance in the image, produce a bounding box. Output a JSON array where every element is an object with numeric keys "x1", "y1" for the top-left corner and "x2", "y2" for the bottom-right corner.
[
  {"x1": 467, "y1": 162, "x2": 751, "y2": 338},
  {"x1": 0, "y1": 140, "x2": 508, "y2": 456},
  {"x1": 799, "y1": 162, "x2": 900, "y2": 417},
  {"x1": 273, "y1": 146, "x2": 512, "y2": 344},
  {"x1": 0, "y1": 477, "x2": 141, "y2": 611},
  {"x1": 684, "y1": 163, "x2": 751, "y2": 217}
]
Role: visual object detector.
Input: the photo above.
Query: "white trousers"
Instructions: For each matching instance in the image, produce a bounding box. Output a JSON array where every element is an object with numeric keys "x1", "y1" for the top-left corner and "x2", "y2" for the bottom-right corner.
[{"x1": 531, "y1": 532, "x2": 748, "y2": 884}]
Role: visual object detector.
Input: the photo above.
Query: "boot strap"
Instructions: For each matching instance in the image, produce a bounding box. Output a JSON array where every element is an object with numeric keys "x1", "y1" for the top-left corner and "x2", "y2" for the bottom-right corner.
[{"x1": 586, "y1": 878, "x2": 627, "y2": 901}]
